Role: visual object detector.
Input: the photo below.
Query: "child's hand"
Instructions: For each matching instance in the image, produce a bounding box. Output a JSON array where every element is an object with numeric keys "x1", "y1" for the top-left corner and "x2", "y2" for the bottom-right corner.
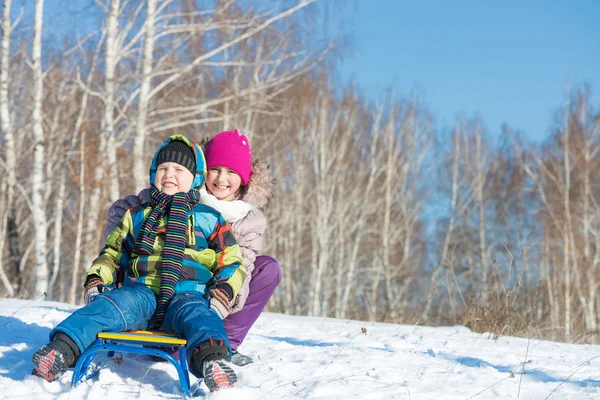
[
  {"x1": 208, "y1": 286, "x2": 233, "y2": 319},
  {"x1": 83, "y1": 275, "x2": 105, "y2": 304}
]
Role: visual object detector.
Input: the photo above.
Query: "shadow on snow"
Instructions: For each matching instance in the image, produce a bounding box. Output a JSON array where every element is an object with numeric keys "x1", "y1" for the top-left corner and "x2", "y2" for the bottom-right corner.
[{"x1": 426, "y1": 349, "x2": 600, "y2": 388}]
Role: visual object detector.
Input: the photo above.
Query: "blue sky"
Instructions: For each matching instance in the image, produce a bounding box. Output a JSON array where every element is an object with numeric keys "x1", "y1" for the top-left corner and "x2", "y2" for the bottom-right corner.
[{"x1": 333, "y1": 0, "x2": 600, "y2": 142}]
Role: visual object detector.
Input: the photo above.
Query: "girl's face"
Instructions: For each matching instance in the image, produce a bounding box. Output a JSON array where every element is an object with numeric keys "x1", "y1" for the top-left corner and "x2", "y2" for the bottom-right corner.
[
  {"x1": 155, "y1": 162, "x2": 194, "y2": 195},
  {"x1": 206, "y1": 166, "x2": 242, "y2": 201}
]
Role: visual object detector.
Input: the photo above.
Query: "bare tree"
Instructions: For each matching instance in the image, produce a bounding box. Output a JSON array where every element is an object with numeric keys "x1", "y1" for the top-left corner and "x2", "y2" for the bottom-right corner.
[
  {"x1": 337, "y1": 97, "x2": 383, "y2": 319},
  {"x1": 474, "y1": 121, "x2": 490, "y2": 296},
  {"x1": 82, "y1": 0, "x2": 122, "y2": 270},
  {"x1": 509, "y1": 89, "x2": 600, "y2": 342},
  {"x1": 422, "y1": 119, "x2": 496, "y2": 324},
  {"x1": 31, "y1": 0, "x2": 48, "y2": 297},
  {"x1": 0, "y1": 0, "x2": 16, "y2": 296},
  {"x1": 420, "y1": 123, "x2": 464, "y2": 323},
  {"x1": 103, "y1": 0, "x2": 120, "y2": 202},
  {"x1": 306, "y1": 93, "x2": 337, "y2": 316},
  {"x1": 145, "y1": 0, "x2": 323, "y2": 136},
  {"x1": 132, "y1": 0, "x2": 157, "y2": 192},
  {"x1": 381, "y1": 101, "x2": 429, "y2": 321}
]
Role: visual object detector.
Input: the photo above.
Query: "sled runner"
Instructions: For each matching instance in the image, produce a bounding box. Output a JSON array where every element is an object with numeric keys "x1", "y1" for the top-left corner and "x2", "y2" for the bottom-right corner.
[{"x1": 71, "y1": 330, "x2": 192, "y2": 397}]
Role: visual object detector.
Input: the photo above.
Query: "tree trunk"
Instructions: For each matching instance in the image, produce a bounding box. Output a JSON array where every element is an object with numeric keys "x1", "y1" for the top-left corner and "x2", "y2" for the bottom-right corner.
[
  {"x1": 339, "y1": 111, "x2": 381, "y2": 318},
  {"x1": 0, "y1": 0, "x2": 15, "y2": 296},
  {"x1": 421, "y1": 124, "x2": 461, "y2": 323},
  {"x1": 69, "y1": 126, "x2": 88, "y2": 305},
  {"x1": 562, "y1": 115, "x2": 572, "y2": 342},
  {"x1": 31, "y1": 0, "x2": 48, "y2": 297},
  {"x1": 475, "y1": 123, "x2": 489, "y2": 296},
  {"x1": 381, "y1": 113, "x2": 396, "y2": 318},
  {"x1": 104, "y1": 0, "x2": 120, "y2": 202},
  {"x1": 84, "y1": 0, "x2": 121, "y2": 269},
  {"x1": 133, "y1": 0, "x2": 156, "y2": 193}
]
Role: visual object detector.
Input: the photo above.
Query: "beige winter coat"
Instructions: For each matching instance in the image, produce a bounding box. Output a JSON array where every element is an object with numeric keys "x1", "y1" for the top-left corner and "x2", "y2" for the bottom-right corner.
[{"x1": 202, "y1": 160, "x2": 273, "y2": 312}]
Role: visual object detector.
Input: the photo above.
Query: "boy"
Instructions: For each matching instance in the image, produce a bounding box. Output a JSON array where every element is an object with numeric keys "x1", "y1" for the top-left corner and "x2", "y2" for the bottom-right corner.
[{"x1": 31, "y1": 135, "x2": 246, "y2": 392}]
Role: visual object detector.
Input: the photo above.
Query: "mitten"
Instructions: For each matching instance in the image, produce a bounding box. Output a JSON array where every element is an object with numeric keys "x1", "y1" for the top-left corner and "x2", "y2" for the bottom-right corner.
[
  {"x1": 208, "y1": 285, "x2": 233, "y2": 319},
  {"x1": 83, "y1": 275, "x2": 105, "y2": 304}
]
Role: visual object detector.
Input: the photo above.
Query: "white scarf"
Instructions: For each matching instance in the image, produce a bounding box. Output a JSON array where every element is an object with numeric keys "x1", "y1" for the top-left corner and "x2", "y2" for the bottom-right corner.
[{"x1": 199, "y1": 187, "x2": 255, "y2": 223}]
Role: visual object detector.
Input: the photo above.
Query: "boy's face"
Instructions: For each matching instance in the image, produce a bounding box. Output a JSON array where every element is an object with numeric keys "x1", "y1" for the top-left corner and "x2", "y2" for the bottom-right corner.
[{"x1": 155, "y1": 162, "x2": 194, "y2": 195}]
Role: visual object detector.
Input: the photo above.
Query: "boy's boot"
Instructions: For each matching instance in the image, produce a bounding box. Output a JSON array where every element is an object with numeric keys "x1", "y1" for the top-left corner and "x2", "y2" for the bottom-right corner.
[
  {"x1": 193, "y1": 338, "x2": 237, "y2": 392},
  {"x1": 32, "y1": 332, "x2": 80, "y2": 382},
  {"x1": 231, "y1": 349, "x2": 253, "y2": 366}
]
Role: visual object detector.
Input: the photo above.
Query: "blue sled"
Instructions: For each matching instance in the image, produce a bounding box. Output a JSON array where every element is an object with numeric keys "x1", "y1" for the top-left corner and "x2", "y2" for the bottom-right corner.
[{"x1": 71, "y1": 331, "x2": 193, "y2": 397}]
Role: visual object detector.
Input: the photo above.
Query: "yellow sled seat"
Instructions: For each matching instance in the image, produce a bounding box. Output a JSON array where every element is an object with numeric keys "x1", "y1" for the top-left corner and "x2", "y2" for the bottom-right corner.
[{"x1": 97, "y1": 330, "x2": 187, "y2": 345}]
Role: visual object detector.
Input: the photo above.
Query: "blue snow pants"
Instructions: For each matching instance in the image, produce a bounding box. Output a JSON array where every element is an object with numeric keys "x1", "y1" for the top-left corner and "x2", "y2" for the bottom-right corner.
[{"x1": 51, "y1": 284, "x2": 230, "y2": 376}]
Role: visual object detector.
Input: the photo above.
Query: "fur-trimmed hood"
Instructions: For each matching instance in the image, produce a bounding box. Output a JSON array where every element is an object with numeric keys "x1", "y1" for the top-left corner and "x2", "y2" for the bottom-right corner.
[
  {"x1": 242, "y1": 159, "x2": 273, "y2": 209},
  {"x1": 199, "y1": 136, "x2": 273, "y2": 210}
]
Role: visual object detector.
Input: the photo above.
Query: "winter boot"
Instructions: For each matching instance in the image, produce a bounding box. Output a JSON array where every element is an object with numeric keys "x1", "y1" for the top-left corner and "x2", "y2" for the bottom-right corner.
[
  {"x1": 231, "y1": 349, "x2": 253, "y2": 366},
  {"x1": 193, "y1": 338, "x2": 237, "y2": 391},
  {"x1": 203, "y1": 359, "x2": 237, "y2": 392},
  {"x1": 32, "y1": 332, "x2": 80, "y2": 382}
]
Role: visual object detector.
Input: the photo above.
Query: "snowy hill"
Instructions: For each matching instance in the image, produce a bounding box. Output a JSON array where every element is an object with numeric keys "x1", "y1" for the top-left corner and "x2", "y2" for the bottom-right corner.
[{"x1": 1, "y1": 298, "x2": 599, "y2": 399}]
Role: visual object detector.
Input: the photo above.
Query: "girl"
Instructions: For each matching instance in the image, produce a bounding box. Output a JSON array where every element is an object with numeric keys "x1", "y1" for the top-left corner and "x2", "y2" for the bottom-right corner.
[{"x1": 103, "y1": 129, "x2": 280, "y2": 366}]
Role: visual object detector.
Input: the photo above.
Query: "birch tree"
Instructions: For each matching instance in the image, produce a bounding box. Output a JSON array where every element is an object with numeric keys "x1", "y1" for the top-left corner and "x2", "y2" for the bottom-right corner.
[
  {"x1": 337, "y1": 98, "x2": 383, "y2": 319},
  {"x1": 83, "y1": 0, "x2": 121, "y2": 270},
  {"x1": 305, "y1": 88, "x2": 370, "y2": 317},
  {"x1": 31, "y1": 0, "x2": 48, "y2": 297},
  {"x1": 0, "y1": 0, "x2": 16, "y2": 295},
  {"x1": 307, "y1": 94, "x2": 337, "y2": 316},
  {"x1": 420, "y1": 123, "x2": 465, "y2": 323},
  {"x1": 145, "y1": 0, "x2": 323, "y2": 136},
  {"x1": 578, "y1": 95, "x2": 600, "y2": 339},
  {"x1": 474, "y1": 122, "x2": 490, "y2": 296},
  {"x1": 423, "y1": 120, "x2": 492, "y2": 323},
  {"x1": 132, "y1": 0, "x2": 156, "y2": 192},
  {"x1": 510, "y1": 91, "x2": 600, "y2": 342},
  {"x1": 103, "y1": 0, "x2": 120, "y2": 202},
  {"x1": 381, "y1": 101, "x2": 429, "y2": 321}
]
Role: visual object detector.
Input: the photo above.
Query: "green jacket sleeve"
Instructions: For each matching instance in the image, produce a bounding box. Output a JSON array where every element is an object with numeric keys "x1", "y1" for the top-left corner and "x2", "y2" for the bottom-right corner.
[{"x1": 84, "y1": 209, "x2": 134, "y2": 286}]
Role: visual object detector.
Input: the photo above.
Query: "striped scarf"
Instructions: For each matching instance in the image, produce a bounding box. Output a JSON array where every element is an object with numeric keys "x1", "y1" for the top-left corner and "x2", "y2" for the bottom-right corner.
[{"x1": 133, "y1": 186, "x2": 201, "y2": 326}]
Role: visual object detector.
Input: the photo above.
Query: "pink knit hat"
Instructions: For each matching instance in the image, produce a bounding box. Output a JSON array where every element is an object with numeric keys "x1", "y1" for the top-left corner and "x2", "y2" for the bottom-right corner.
[{"x1": 204, "y1": 129, "x2": 253, "y2": 185}]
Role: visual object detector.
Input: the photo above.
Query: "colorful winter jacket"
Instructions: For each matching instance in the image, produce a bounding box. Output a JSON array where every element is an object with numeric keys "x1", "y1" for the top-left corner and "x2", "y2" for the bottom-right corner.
[
  {"x1": 87, "y1": 135, "x2": 246, "y2": 297},
  {"x1": 102, "y1": 155, "x2": 273, "y2": 313}
]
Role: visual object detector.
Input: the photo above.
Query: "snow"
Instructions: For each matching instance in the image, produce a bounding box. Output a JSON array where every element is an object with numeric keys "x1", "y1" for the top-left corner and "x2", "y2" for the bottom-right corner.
[{"x1": 1, "y1": 298, "x2": 600, "y2": 399}]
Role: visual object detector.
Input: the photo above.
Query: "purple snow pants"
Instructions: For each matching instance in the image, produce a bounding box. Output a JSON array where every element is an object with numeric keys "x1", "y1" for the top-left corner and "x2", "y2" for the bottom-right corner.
[{"x1": 223, "y1": 255, "x2": 281, "y2": 349}]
